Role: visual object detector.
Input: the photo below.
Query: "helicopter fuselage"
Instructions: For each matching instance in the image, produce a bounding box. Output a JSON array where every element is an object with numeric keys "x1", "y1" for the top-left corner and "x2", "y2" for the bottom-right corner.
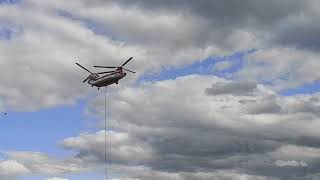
[
  {"x1": 76, "y1": 57, "x2": 135, "y2": 88},
  {"x1": 88, "y1": 71, "x2": 126, "y2": 87}
]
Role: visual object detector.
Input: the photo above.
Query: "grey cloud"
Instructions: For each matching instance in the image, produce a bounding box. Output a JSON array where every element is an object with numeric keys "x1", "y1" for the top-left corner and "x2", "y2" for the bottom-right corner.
[
  {"x1": 289, "y1": 100, "x2": 320, "y2": 115},
  {"x1": 115, "y1": 0, "x2": 320, "y2": 49},
  {"x1": 270, "y1": 1, "x2": 320, "y2": 50},
  {"x1": 110, "y1": 0, "x2": 320, "y2": 91},
  {"x1": 73, "y1": 75, "x2": 320, "y2": 179},
  {"x1": 108, "y1": 164, "x2": 277, "y2": 180},
  {"x1": 274, "y1": 21, "x2": 320, "y2": 50},
  {"x1": 241, "y1": 97, "x2": 282, "y2": 114},
  {"x1": 115, "y1": 0, "x2": 304, "y2": 25},
  {"x1": 205, "y1": 81, "x2": 257, "y2": 96}
]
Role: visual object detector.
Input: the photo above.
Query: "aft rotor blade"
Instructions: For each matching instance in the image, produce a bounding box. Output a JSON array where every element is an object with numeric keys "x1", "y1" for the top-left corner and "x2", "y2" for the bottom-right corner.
[
  {"x1": 94, "y1": 66, "x2": 118, "y2": 68},
  {"x1": 123, "y1": 68, "x2": 136, "y2": 73},
  {"x1": 121, "y1": 57, "x2": 133, "y2": 67},
  {"x1": 76, "y1": 63, "x2": 92, "y2": 73},
  {"x1": 97, "y1": 71, "x2": 116, "y2": 74}
]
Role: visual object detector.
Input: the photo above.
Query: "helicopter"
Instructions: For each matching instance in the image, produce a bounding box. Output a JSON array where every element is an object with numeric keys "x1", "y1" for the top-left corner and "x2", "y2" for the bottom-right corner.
[{"x1": 76, "y1": 57, "x2": 135, "y2": 89}]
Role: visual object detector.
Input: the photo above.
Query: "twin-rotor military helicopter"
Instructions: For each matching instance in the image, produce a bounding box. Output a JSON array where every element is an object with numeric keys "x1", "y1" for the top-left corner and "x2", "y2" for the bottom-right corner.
[{"x1": 76, "y1": 57, "x2": 135, "y2": 89}]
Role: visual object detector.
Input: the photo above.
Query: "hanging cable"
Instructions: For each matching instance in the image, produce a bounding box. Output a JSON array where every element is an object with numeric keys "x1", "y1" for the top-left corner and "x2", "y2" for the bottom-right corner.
[{"x1": 104, "y1": 87, "x2": 108, "y2": 180}]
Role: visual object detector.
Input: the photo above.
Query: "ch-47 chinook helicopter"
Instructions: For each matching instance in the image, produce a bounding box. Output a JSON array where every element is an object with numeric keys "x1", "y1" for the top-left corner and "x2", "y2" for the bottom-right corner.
[{"x1": 76, "y1": 57, "x2": 135, "y2": 89}]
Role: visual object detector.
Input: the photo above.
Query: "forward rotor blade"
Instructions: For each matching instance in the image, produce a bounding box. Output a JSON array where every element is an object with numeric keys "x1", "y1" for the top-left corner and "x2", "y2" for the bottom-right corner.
[
  {"x1": 83, "y1": 76, "x2": 90, "y2": 83},
  {"x1": 97, "y1": 71, "x2": 116, "y2": 74},
  {"x1": 76, "y1": 63, "x2": 92, "y2": 73},
  {"x1": 121, "y1": 57, "x2": 133, "y2": 67},
  {"x1": 123, "y1": 68, "x2": 136, "y2": 73},
  {"x1": 94, "y1": 66, "x2": 118, "y2": 68}
]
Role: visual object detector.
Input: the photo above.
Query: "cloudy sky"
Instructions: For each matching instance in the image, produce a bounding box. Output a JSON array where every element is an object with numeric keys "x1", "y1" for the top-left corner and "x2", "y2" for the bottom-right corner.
[{"x1": 0, "y1": 0, "x2": 320, "y2": 179}]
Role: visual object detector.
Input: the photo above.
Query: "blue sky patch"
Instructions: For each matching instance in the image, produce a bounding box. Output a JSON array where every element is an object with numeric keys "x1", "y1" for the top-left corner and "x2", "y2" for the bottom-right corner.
[
  {"x1": 0, "y1": 27, "x2": 12, "y2": 40},
  {"x1": 1, "y1": 100, "x2": 97, "y2": 157},
  {"x1": 0, "y1": 26, "x2": 16, "y2": 40},
  {"x1": 0, "y1": 24, "x2": 22, "y2": 40},
  {"x1": 0, "y1": 0, "x2": 20, "y2": 5},
  {"x1": 138, "y1": 49, "x2": 256, "y2": 83}
]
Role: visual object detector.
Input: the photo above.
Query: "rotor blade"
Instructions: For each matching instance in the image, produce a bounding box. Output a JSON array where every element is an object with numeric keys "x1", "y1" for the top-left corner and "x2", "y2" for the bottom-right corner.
[
  {"x1": 94, "y1": 66, "x2": 118, "y2": 68},
  {"x1": 123, "y1": 68, "x2": 136, "y2": 73},
  {"x1": 121, "y1": 57, "x2": 133, "y2": 67},
  {"x1": 76, "y1": 63, "x2": 92, "y2": 73},
  {"x1": 83, "y1": 76, "x2": 90, "y2": 83},
  {"x1": 97, "y1": 71, "x2": 116, "y2": 74}
]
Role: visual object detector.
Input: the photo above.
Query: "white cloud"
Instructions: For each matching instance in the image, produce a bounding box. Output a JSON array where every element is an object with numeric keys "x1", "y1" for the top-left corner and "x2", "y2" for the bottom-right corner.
[
  {"x1": 46, "y1": 178, "x2": 69, "y2": 180},
  {"x1": 239, "y1": 47, "x2": 320, "y2": 90},
  {"x1": 274, "y1": 160, "x2": 308, "y2": 167},
  {"x1": 213, "y1": 61, "x2": 233, "y2": 72},
  {"x1": 0, "y1": 0, "x2": 224, "y2": 111},
  {"x1": 0, "y1": 0, "x2": 319, "y2": 111},
  {"x1": 0, "y1": 160, "x2": 29, "y2": 177},
  {"x1": 271, "y1": 145, "x2": 320, "y2": 161},
  {"x1": 5, "y1": 151, "x2": 87, "y2": 176},
  {"x1": 63, "y1": 130, "x2": 154, "y2": 164}
]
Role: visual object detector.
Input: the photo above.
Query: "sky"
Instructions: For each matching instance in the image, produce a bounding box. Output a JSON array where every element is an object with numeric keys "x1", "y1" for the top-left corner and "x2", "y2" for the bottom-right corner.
[{"x1": 1, "y1": 0, "x2": 320, "y2": 180}]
